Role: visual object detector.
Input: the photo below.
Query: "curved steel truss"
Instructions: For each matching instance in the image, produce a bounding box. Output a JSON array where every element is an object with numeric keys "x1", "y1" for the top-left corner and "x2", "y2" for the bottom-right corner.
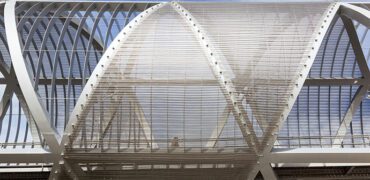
[{"x1": 0, "y1": 1, "x2": 369, "y2": 179}]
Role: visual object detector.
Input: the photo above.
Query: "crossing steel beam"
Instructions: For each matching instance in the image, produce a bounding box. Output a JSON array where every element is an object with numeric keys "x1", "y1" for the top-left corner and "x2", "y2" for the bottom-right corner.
[
  {"x1": 4, "y1": 0, "x2": 60, "y2": 153},
  {"x1": 0, "y1": 1, "x2": 369, "y2": 180},
  {"x1": 341, "y1": 3, "x2": 370, "y2": 30},
  {"x1": 246, "y1": 3, "x2": 341, "y2": 180},
  {"x1": 333, "y1": 86, "x2": 369, "y2": 147},
  {"x1": 50, "y1": 3, "x2": 167, "y2": 179},
  {"x1": 332, "y1": 9, "x2": 370, "y2": 147}
]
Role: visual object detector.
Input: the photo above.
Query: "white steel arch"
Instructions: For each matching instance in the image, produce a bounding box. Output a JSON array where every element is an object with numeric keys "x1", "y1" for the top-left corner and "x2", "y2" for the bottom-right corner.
[
  {"x1": 0, "y1": 1, "x2": 369, "y2": 179},
  {"x1": 50, "y1": 3, "x2": 166, "y2": 179}
]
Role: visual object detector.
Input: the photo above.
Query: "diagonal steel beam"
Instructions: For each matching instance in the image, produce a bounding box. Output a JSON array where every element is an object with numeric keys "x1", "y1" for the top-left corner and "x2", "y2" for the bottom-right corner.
[
  {"x1": 59, "y1": 160, "x2": 86, "y2": 180},
  {"x1": 75, "y1": 3, "x2": 155, "y2": 150},
  {"x1": 260, "y1": 164, "x2": 278, "y2": 180},
  {"x1": 0, "y1": 84, "x2": 13, "y2": 125},
  {"x1": 100, "y1": 87, "x2": 159, "y2": 150},
  {"x1": 100, "y1": 90, "x2": 122, "y2": 137},
  {"x1": 258, "y1": 2, "x2": 341, "y2": 154},
  {"x1": 204, "y1": 94, "x2": 271, "y2": 148},
  {"x1": 333, "y1": 85, "x2": 369, "y2": 147},
  {"x1": 247, "y1": 3, "x2": 341, "y2": 179},
  {"x1": 34, "y1": 3, "x2": 69, "y2": 127},
  {"x1": 340, "y1": 13, "x2": 370, "y2": 78},
  {"x1": 127, "y1": 88, "x2": 158, "y2": 149},
  {"x1": 52, "y1": 3, "x2": 167, "y2": 179},
  {"x1": 0, "y1": 57, "x2": 42, "y2": 145},
  {"x1": 98, "y1": 3, "x2": 158, "y2": 151},
  {"x1": 330, "y1": 10, "x2": 370, "y2": 147},
  {"x1": 206, "y1": 89, "x2": 277, "y2": 148},
  {"x1": 205, "y1": 103, "x2": 233, "y2": 148},
  {"x1": 12, "y1": 85, "x2": 42, "y2": 145},
  {"x1": 4, "y1": 0, "x2": 60, "y2": 154},
  {"x1": 340, "y1": 3, "x2": 370, "y2": 30}
]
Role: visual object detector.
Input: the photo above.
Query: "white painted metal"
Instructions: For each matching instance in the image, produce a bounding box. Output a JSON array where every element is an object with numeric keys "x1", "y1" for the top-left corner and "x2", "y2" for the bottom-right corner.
[
  {"x1": 4, "y1": 0, "x2": 60, "y2": 154},
  {"x1": 269, "y1": 148, "x2": 370, "y2": 163},
  {"x1": 260, "y1": 164, "x2": 277, "y2": 180},
  {"x1": 0, "y1": 1, "x2": 369, "y2": 179},
  {"x1": 329, "y1": 4, "x2": 370, "y2": 148},
  {"x1": 0, "y1": 149, "x2": 54, "y2": 163},
  {"x1": 333, "y1": 85, "x2": 369, "y2": 147},
  {"x1": 340, "y1": 12, "x2": 370, "y2": 78},
  {"x1": 341, "y1": 3, "x2": 370, "y2": 29}
]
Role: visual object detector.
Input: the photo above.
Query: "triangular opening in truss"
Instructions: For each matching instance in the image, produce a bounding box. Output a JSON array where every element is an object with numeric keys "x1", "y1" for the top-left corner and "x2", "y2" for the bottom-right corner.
[
  {"x1": 354, "y1": 22, "x2": 370, "y2": 69},
  {"x1": 0, "y1": 87, "x2": 42, "y2": 150},
  {"x1": 309, "y1": 17, "x2": 363, "y2": 79},
  {"x1": 279, "y1": 17, "x2": 367, "y2": 148}
]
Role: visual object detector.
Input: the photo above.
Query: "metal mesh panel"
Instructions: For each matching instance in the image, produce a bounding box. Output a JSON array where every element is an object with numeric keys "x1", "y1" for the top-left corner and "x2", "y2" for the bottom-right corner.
[
  {"x1": 68, "y1": 3, "x2": 329, "y2": 153},
  {"x1": 183, "y1": 3, "x2": 329, "y2": 135}
]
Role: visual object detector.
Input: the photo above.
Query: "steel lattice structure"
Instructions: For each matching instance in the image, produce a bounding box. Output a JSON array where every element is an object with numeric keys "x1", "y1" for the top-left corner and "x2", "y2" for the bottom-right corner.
[{"x1": 0, "y1": 0, "x2": 369, "y2": 179}]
